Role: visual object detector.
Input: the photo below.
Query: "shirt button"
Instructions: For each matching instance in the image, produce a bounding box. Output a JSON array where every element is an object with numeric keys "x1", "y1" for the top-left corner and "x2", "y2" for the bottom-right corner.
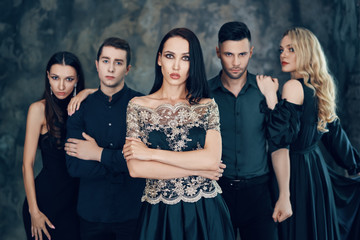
[
  {"x1": 108, "y1": 123, "x2": 112, "y2": 126},
  {"x1": 109, "y1": 143, "x2": 113, "y2": 147},
  {"x1": 108, "y1": 106, "x2": 112, "y2": 109}
]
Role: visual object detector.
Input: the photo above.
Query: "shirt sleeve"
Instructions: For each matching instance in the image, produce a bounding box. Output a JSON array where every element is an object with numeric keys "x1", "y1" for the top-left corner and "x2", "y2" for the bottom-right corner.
[
  {"x1": 66, "y1": 103, "x2": 109, "y2": 178},
  {"x1": 99, "y1": 148, "x2": 129, "y2": 173},
  {"x1": 94, "y1": 101, "x2": 142, "y2": 174},
  {"x1": 206, "y1": 99, "x2": 221, "y2": 132},
  {"x1": 321, "y1": 119, "x2": 360, "y2": 175}
]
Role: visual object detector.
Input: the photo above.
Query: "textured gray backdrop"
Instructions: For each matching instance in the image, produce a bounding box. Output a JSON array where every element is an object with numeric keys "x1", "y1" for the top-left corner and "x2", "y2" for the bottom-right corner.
[{"x1": 0, "y1": 0, "x2": 359, "y2": 239}]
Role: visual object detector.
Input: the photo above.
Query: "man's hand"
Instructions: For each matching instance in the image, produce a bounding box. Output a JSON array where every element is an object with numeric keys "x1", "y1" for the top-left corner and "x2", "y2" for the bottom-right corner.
[{"x1": 65, "y1": 132, "x2": 103, "y2": 161}]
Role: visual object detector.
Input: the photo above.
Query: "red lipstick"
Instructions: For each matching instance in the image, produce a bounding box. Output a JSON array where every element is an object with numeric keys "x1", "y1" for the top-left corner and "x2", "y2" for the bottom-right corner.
[{"x1": 170, "y1": 73, "x2": 180, "y2": 79}]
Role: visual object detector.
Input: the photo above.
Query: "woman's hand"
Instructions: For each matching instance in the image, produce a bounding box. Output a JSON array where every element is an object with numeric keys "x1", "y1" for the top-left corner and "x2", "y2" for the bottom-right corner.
[
  {"x1": 256, "y1": 75, "x2": 279, "y2": 95},
  {"x1": 30, "y1": 210, "x2": 55, "y2": 240},
  {"x1": 123, "y1": 137, "x2": 152, "y2": 161},
  {"x1": 196, "y1": 162, "x2": 226, "y2": 180},
  {"x1": 67, "y1": 89, "x2": 96, "y2": 116},
  {"x1": 272, "y1": 195, "x2": 293, "y2": 223},
  {"x1": 256, "y1": 75, "x2": 279, "y2": 109}
]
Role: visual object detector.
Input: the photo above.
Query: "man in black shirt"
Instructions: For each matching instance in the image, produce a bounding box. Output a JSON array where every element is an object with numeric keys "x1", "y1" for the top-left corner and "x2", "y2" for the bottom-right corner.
[
  {"x1": 208, "y1": 21, "x2": 292, "y2": 240},
  {"x1": 65, "y1": 37, "x2": 144, "y2": 240}
]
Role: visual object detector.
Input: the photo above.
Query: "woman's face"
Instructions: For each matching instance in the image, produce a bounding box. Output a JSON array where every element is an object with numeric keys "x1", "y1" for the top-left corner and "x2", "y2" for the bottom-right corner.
[
  {"x1": 279, "y1": 35, "x2": 297, "y2": 73},
  {"x1": 47, "y1": 64, "x2": 78, "y2": 99},
  {"x1": 157, "y1": 36, "x2": 190, "y2": 88}
]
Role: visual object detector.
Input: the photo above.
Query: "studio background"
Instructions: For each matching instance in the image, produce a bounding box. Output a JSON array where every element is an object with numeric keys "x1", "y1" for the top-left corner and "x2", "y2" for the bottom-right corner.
[{"x1": 0, "y1": 0, "x2": 359, "y2": 239}]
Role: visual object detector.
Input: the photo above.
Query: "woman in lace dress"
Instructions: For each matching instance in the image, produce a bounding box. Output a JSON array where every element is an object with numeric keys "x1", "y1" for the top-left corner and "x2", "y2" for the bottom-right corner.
[
  {"x1": 257, "y1": 27, "x2": 360, "y2": 240},
  {"x1": 123, "y1": 28, "x2": 235, "y2": 240}
]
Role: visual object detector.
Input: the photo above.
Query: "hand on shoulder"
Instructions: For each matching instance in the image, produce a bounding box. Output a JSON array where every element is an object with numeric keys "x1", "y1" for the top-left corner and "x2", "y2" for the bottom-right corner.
[{"x1": 282, "y1": 79, "x2": 304, "y2": 105}]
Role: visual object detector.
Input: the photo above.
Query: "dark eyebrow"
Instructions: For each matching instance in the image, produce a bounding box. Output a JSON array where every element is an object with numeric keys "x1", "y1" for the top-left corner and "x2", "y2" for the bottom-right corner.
[
  {"x1": 163, "y1": 50, "x2": 190, "y2": 55},
  {"x1": 100, "y1": 56, "x2": 125, "y2": 62}
]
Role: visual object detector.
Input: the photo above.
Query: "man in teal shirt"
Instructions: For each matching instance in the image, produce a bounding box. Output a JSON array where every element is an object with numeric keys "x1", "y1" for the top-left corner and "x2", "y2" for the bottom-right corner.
[{"x1": 208, "y1": 21, "x2": 292, "y2": 240}]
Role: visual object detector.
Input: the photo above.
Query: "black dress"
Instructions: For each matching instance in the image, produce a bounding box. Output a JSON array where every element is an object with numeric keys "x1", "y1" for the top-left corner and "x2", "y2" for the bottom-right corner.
[
  {"x1": 126, "y1": 100, "x2": 235, "y2": 240},
  {"x1": 23, "y1": 132, "x2": 80, "y2": 240},
  {"x1": 266, "y1": 79, "x2": 360, "y2": 240}
]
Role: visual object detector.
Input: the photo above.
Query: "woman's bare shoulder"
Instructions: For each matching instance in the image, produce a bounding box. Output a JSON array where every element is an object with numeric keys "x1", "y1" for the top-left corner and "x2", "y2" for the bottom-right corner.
[
  {"x1": 282, "y1": 79, "x2": 304, "y2": 105},
  {"x1": 28, "y1": 100, "x2": 45, "y2": 115},
  {"x1": 130, "y1": 95, "x2": 162, "y2": 108}
]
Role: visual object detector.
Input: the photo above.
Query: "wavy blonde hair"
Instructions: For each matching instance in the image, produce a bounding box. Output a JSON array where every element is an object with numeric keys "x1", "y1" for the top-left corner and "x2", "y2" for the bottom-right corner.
[{"x1": 284, "y1": 27, "x2": 338, "y2": 132}]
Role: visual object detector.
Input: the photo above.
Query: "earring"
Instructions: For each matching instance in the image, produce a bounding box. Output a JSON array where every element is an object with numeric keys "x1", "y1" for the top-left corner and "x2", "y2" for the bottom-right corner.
[
  {"x1": 73, "y1": 83, "x2": 77, "y2": 96},
  {"x1": 50, "y1": 86, "x2": 53, "y2": 95}
]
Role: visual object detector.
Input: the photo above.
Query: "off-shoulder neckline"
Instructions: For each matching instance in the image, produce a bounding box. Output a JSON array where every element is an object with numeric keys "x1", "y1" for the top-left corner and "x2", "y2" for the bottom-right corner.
[{"x1": 129, "y1": 98, "x2": 215, "y2": 111}]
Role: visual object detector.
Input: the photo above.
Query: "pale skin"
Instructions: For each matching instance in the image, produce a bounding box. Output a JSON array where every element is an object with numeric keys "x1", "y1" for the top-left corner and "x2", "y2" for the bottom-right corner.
[
  {"x1": 257, "y1": 34, "x2": 308, "y2": 222},
  {"x1": 123, "y1": 36, "x2": 225, "y2": 180},
  {"x1": 218, "y1": 39, "x2": 292, "y2": 222},
  {"x1": 65, "y1": 46, "x2": 131, "y2": 160},
  {"x1": 22, "y1": 64, "x2": 78, "y2": 240}
]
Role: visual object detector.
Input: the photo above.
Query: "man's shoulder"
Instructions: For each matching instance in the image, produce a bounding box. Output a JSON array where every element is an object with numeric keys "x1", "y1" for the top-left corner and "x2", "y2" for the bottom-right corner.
[
  {"x1": 126, "y1": 87, "x2": 144, "y2": 98},
  {"x1": 208, "y1": 73, "x2": 221, "y2": 93},
  {"x1": 208, "y1": 73, "x2": 220, "y2": 84}
]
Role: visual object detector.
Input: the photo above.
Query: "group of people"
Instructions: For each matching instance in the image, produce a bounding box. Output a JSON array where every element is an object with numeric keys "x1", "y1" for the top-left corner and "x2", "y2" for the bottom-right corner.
[{"x1": 22, "y1": 21, "x2": 360, "y2": 240}]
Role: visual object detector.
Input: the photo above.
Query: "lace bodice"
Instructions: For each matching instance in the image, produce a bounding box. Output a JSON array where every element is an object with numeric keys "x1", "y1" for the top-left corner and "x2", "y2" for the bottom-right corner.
[{"x1": 126, "y1": 99, "x2": 222, "y2": 205}]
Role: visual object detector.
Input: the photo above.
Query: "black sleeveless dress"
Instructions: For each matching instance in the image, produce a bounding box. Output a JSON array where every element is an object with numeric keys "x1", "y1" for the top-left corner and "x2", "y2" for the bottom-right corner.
[
  {"x1": 266, "y1": 79, "x2": 360, "y2": 240},
  {"x1": 22, "y1": 132, "x2": 80, "y2": 240}
]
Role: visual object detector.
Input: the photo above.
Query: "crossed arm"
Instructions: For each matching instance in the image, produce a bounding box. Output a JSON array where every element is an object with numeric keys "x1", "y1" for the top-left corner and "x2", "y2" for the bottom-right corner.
[{"x1": 123, "y1": 130, "x2": 225, "y2": 180}]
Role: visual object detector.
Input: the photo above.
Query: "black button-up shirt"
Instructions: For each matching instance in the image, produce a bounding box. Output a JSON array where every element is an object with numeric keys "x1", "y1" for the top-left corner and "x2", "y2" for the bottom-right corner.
[
  {"x1": 66, "y1": 84, "x2": 145, "y2": 223},
  {"x1": 208, "y1": 71, "x2": 269, "y2": 179}
]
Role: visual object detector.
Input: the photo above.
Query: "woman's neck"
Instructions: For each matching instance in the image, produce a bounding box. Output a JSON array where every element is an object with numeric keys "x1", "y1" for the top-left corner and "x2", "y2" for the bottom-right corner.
[
  {"x1": 290, "y1": 71, "x2": 303, "y2": 79},
  {"x1": 155, "y1": 83, "x2": 188, "y2": 102}
]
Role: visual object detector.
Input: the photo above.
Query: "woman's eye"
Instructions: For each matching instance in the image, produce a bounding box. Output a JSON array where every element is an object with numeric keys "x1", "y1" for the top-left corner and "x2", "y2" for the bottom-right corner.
[
  {"x1": 66, "y1": 77, "x2": 74, "y2": 82},
  {"x1": 182, "y1": 56, "x2": 190, "y2": 61},
  {"x1": 289, "y1": 48, "x2": 295, "y2": 52},
  {"x1": 165, "y1": 54, "x2": 174, "y2": 59},
  {"x1": 51, "y1": 76, "x2": 58, "y2": 80},
  {"x1": 279, "y1": 49, "x2": 284, "y2": 53}
]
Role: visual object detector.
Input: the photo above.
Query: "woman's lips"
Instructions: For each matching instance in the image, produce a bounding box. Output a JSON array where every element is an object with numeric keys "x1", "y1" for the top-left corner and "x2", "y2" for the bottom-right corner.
[{"x1": 170, "y1": 73, "x2": 180, "y2": 79}]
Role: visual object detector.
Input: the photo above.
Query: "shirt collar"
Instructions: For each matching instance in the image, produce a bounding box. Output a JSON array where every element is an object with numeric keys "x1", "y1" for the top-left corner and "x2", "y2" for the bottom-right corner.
[
  {"x1": 210, "y1": 70, "x2": 259, "y2": 93},
  {"x1": 96, "y1": 83, "x2": 129, "y2": 104}
]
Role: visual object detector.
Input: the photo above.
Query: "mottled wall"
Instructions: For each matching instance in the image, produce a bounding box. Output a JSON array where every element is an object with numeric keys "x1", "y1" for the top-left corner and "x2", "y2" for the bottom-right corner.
[{"x1": 0, "y1": 0, "x2": 359, "y2": 239}]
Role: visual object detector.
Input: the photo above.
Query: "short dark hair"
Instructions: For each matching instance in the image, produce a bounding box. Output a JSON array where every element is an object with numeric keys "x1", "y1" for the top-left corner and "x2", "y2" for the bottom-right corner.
[
  {"x1": 218, "y1": 21, "x2": 251, "y2": 44},
  {"x1": 96, "y1": 37, "x2": 131, "y2": 66},
  {"x1": 150, "y1": 28, "x2": 209, "y2": 104}
]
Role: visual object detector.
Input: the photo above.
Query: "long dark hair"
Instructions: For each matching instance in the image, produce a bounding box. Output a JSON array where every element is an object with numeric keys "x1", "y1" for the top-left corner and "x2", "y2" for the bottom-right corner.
[
  {"x1": 43, "y1": 51, "x2": 85, "y2": 145},
  {"x1": 150, "y1": 28, "x2": 209, "y2": 104}
]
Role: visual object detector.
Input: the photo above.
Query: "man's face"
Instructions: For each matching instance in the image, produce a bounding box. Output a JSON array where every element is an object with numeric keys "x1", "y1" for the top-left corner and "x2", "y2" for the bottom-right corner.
[
  {"x1": 216, "y1": 39, "x2": 253, "y2": 80},
  {"x1": 96, "y1": 46, "x2": 130, "y2": 89}
]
